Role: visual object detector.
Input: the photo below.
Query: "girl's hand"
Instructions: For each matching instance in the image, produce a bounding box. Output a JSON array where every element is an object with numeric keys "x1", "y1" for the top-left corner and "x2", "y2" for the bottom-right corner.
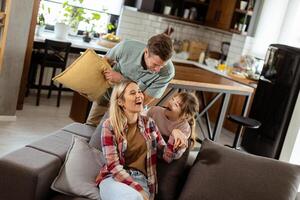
[{"x1": 171, "y1": 129, "x2": 188, "y2": 150}]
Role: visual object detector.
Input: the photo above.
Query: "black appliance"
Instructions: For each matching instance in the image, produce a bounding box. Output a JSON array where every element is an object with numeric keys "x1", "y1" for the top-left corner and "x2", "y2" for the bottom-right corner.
[{"x1": 241, "y1": 44, "x2": 300, "y2": 159}]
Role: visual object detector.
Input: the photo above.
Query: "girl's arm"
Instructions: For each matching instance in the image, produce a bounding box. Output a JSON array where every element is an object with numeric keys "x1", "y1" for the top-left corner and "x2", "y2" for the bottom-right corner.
[
  {"x1": 101, "y1": 120, "x2": 143, "y2": 193},
  {"x1": 165, "y1": 129, "x2": 189, "y2": 161},
  {"x1": 153, "y1": 121, "x2": 186, "y2": 163}
]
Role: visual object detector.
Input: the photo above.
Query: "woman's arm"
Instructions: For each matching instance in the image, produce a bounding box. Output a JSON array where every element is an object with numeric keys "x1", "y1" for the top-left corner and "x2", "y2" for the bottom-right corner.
[{"x1": 101, "y1": 120, "x2": 143, "y2": 192}]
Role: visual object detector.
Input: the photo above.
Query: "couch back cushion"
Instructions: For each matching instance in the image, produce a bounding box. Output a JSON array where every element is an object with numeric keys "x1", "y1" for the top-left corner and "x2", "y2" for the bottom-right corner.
[
  {"x1": 156, "y1": 146, "x2": 190, "y2": 200},
  {"x1": 179, "y1": 139, "x2": 300, "y2": 200}
]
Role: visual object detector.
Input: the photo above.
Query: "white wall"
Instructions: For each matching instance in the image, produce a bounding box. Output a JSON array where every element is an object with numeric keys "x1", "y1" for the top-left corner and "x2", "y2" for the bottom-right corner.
[
  {"x1": 278, "y1": 0, "x2": 300, "y2": 48},
  {"x1": 249, "y1": 0, "x2": 289, "y2": 59},
  {"x1": 279, "y1": 92, "x2": 300, "y2": 192},
  {"x1": 117, "y1": 7, "x2": 232, "y2": 53},
  {"x1": 0, "y1": 0, "x2": 35, "y2": 117}
]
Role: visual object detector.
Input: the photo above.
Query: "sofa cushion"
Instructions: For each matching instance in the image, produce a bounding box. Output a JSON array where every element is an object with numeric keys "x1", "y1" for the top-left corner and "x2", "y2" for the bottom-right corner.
[
  {"x1": 27, "y1": 130, "x2": 86, "y2": 161},
  {"x1": 179, "y1": 139, "x2": 300, "y2": 200},
  {"x1": 0, "y1": 147, "x2": 61, "y2": 200},
  {"x1": 156, "y1": 146, "x2": 190, "y2": 200},
  {"x1": 51, "y1": 136, "x2": 105, "y2": 200},
  {"x1": 88, "y1": 112, "x2": 109, "y2": 151},
  {"x1": 62, "y1": 123, "x2": 96, "y2": 139},
  {"x1": 51, "y1": 194, "x2": 91, "y2": 200},
  {"x1": 52, "y1": 49, "x2": 111, "y2": 101}
]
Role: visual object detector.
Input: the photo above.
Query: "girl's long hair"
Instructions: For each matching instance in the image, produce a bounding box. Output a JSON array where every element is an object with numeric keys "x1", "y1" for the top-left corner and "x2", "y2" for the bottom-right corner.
[
  {"x1": 176, "y1": 92, "x2": 199, "y2": 148},
  {"x1": 109, "y1": 80, "x2": 136, "y2": 142}
]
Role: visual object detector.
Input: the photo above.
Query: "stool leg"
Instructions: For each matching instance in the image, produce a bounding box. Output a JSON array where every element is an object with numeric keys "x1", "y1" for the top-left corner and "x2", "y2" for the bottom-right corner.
[
  {"x1": 232, "y1": 125, "x2": 243, "y2": 149},
  {"x1": 36, "y1": 65, "x2": 45, "y2": 106},
  {"x1": 57, "y1": 83, "x2": 62, "y2": 107},
  {"x1": 48, "y1": 67, "x2": 56, "y2": 98}
]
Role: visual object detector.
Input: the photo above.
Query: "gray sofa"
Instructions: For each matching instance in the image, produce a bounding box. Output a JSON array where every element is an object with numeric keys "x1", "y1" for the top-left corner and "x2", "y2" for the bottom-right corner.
[{"x1": 0, "y1": 122, "x2": 300, "y2": 200}]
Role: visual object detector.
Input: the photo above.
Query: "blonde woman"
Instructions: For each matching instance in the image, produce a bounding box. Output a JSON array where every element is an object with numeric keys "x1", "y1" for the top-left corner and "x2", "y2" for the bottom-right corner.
[
  {"x1": 146, "y1": 92, "x2": 199, "y2": 160},
  {"x1": 96, "y1": 80, "x2": 185, "y2": 200}
]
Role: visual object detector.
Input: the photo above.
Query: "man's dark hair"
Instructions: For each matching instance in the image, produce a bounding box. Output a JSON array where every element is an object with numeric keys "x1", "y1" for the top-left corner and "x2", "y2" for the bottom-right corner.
[{"x1": 147, "y1": 33, "x2": 173, "y2": 61}]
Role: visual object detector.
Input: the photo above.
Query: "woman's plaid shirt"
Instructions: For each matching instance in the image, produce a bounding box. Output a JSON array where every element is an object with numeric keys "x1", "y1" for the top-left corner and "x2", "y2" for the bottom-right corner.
[{"x1": 96, "y1": 115, "x2": 176, "y2": 200}]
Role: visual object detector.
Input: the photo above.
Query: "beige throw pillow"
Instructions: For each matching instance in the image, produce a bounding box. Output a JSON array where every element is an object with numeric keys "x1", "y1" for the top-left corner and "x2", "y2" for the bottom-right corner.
[
  {"x1": 53, "y1": 49, "x2": 111, "y2": 101},
  {"x1": 51, "y1": 136, "x2": 105, "y2": 200}
]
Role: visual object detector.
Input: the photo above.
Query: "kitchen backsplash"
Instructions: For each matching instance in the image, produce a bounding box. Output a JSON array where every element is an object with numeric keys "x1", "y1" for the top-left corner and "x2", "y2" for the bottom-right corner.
[{"x1": 117, "y1": 6, "x2": 248, "y2": 65}]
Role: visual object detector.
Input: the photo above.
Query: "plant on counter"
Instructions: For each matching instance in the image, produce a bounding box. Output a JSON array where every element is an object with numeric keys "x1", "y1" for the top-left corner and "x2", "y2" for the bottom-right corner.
[
  {"x1": 82, "y1": 12, "x2": 101, "y2": 42},
  {"x1": 36, "y1": 2, "x2": 51, "y2": 36},
  {"x1": 62, "y1": 0, "x2": 85, "y2": 35},
  {"x1": 107, "y1": 23, "x2": 116, "y2": 33}
]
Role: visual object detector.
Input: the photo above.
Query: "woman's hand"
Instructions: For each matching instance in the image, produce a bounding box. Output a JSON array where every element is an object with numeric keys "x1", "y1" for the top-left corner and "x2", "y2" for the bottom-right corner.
[
  {"x1": 103, "y1": 69, "x2": 124, "y2": 84},
  {"x1": 171, "y1": 129, "x2": 188, "y2": 150},
  {"x1": 140, "y1": 190, "x2": 149, "y2": 200}
]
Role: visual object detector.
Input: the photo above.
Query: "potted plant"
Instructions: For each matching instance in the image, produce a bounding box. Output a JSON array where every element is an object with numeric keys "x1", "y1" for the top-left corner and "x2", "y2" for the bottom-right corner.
[
  {"x1": 107, "y1": 23, "x2": 116, "y2": 34},
  {"x1": 82, "y1": 12, "x2": 101, "y2": 43},
  {"x1": 36, "y1": 2, "x2": 50, "y2": 36},
  {"x1": 54, "y1": 0, "x2": 84, "y2": 39},
  {"x1": 62, "y1": 0, "x2": 85, "y2": 35},
  {"x1": 36, "y1": 13, "x2": 45, "y2": 36}
]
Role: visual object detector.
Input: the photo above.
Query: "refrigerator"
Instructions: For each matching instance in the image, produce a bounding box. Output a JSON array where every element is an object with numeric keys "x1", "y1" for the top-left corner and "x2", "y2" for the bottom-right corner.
[{"x1": 241, "y1": 44, "x2": 300, "y2": 159}]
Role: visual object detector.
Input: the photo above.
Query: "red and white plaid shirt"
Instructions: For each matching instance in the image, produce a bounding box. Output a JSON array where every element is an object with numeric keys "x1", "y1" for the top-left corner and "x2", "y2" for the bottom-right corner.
[{"x1": 96, "y1": 115, "x2": 176, "y2": 200}]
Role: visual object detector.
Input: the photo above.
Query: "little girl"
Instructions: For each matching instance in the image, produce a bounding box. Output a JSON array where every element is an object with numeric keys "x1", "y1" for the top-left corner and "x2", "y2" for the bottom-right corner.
[{"x1": 146, "y1": 92, "x2": 199, "y2": 161}]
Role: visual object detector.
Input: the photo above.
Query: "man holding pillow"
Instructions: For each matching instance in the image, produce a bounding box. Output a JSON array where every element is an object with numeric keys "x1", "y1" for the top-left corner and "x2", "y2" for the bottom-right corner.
[{"x1": 86, "y1": 33, "x2": 175, "y2": 126}]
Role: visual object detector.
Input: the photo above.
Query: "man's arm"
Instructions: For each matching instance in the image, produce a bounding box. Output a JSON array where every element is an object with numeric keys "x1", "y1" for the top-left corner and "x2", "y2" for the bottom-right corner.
[{"x1": 102, "y1": 43, "x2": 125, "y2": 84}]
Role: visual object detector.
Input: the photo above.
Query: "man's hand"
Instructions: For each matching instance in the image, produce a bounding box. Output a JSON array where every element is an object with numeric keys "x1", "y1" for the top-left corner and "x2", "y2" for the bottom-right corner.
[
  {"x1": 171, "y1": 129, "x2": 188, "y2": 150},
  {"x1": 103, "y1": 56, "x2": 117, "y2": 66},
  {"x1": 103, "y1": 69, "x2": 124, "y2": 84}
]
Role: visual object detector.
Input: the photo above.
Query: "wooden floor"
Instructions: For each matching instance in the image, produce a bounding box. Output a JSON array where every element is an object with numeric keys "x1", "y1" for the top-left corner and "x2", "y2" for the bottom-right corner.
[
  {"x1": 0, "y1": 94, "x2": 73, "y2": 157},
  {"x1": 0, "y1": 93, "x2": 235, "y2": 157}
]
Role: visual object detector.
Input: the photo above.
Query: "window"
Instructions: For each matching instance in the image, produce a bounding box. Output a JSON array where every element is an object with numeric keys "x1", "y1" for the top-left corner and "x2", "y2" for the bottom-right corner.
[{"x1": 40, "y1": 0, "x2": 123, "y2": 33}]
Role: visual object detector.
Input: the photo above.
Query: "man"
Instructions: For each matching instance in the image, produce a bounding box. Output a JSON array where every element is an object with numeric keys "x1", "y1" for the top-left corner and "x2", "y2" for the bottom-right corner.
[{"x1": 86, "y1": 33, "x2": 175, "y2": 126}]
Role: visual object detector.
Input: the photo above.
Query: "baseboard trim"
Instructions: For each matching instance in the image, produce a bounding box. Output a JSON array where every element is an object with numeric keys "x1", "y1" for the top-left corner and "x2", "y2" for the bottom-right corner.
[{"x1": 0, "y1": 115, "x2": 17, "y2": 121}]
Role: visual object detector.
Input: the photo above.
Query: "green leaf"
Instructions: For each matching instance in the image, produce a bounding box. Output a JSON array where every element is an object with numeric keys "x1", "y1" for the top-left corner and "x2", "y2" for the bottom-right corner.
[
  {"x1": 92, "y1": 12, "x2": 101, "y2": 20},
  {"x1": 62, "y1": 1, "x2": 68, "y2": 8}
]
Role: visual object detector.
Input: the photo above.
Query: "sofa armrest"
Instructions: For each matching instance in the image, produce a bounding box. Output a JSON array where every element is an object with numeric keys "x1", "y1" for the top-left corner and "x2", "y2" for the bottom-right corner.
[{"x1": 0, "y1": 147, "x2": 61, "y2": 200}]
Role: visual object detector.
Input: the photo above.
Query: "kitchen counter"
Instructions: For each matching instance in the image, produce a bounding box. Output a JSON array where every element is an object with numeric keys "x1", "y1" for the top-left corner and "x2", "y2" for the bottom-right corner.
[
  {"x1": 172, "y1": 60, "x2": 256, "y2": 134},
  {"x1": 34, "y1": 30, "x2": 110, "y2": 53},
  {"x1": 172, "y1": 58, "x2": 257, "y2": 88}
]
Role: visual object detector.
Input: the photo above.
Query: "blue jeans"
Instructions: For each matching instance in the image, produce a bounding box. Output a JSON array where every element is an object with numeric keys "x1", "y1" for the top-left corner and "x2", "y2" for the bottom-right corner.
[{"x1": 99, "y1": 169, "x2": 150, "y2": 200}]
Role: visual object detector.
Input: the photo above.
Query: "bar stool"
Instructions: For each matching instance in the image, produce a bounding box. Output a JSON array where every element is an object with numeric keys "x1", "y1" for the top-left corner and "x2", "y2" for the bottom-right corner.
[
  {"x1": 227, "y1": 115, "x2": 261, "y2": 149},
  {"x1": 36, "y1": 39, "x2": 71, "y2": 107}
]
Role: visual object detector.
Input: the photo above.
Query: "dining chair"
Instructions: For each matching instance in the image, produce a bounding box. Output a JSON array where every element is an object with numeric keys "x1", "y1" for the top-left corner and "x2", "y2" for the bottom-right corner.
[{"x1": 36, "y1": 39, "x2": 71, "y2": 107}]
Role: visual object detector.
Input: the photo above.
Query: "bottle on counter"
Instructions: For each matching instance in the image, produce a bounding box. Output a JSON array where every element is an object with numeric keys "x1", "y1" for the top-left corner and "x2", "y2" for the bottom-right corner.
[{"x1": 198, "y1": 51, "x2": 205, "y2": 64}]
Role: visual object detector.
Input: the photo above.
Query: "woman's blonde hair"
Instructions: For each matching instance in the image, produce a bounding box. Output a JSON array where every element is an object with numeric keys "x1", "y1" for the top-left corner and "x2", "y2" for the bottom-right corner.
[
  {"x1": 175, "y1": 92, "x2": 199, "y2": 148},
  {"x1": 109, "y1": 80, "x2": 137, "y2": 142}
]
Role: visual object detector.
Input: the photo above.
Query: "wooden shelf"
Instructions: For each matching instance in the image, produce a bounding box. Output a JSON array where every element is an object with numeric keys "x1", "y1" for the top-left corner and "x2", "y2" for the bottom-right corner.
[
  {"x1": 230, "y1": 29, "x2": 247, "y2": 35},
  {"x1": 184, "y1": 0, "x2": 209, "y2": 6},
  {"x1": 0, "y1": 12, "x2": 5, "y2": 20},
  {"x1": 139, "y1": 10, "x2": 205, "y2": 26},
  {"x1": 230, "y1": 29, "x2": 241, "y2": 34},
  {"x1": 235, "y1": 8, "x2": 253, "y2": 16}
]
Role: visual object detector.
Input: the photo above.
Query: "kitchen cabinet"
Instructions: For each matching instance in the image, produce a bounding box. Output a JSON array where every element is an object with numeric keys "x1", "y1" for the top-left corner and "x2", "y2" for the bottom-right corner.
[
  {"x1": 135, "y1": 0, "x2": 261, "y2": 35},
  {"x1": 0, "y1": 0, "x2": 11, "y2": 71},
  {"x1": 230, "y1": 0, "x2": 258, "y2": 35},
  {"x1": 150, "y1": 0, "x2": 210, "y2": 25},
  {"x1": 205, "y1": 0, "x2": 237, "y2": 30}
]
